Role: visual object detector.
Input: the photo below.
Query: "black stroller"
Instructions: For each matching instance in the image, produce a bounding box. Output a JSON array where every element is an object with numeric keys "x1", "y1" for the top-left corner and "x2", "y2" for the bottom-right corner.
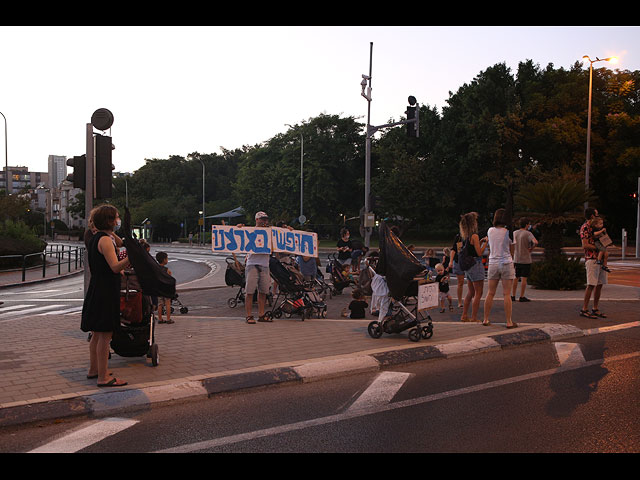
[
  {"x1": 110, "y1": 270, "x2": 159, "y2": 366},
  {"x1": 161, "y1": 293, "x2": 189, "y2": 315},
  {"x1": 366, "y1": 222, "x2": 434, "y2": 342},
  {"x1": 264, "y1": 256, "x2": 327, "y2": 321},
  {"x1": 326, "y1": 253, "x2": 354, "y2": 295}
]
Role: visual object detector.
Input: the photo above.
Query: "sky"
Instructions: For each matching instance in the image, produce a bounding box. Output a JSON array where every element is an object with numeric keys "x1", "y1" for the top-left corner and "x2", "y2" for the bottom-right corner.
[{"x1": 1, "y1": 25, "x2": 639, "y2": 176}]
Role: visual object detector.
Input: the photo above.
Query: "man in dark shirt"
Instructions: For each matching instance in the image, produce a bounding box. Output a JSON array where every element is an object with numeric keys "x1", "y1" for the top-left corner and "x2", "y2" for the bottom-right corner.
[{"x1": 579, "y1": 208, "x2": 607, "y2": 319}]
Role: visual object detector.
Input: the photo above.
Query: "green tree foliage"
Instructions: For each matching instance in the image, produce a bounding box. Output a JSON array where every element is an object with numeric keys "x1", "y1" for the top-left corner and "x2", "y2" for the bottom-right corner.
[{"x1": 107, "y1": 60, "x2": 639, "y2": 243}]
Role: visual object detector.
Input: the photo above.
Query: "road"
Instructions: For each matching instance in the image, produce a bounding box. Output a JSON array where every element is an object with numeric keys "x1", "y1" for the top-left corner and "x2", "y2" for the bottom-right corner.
[{"x1": 2, "y1": 323, "x2": 638, "y2": 453}]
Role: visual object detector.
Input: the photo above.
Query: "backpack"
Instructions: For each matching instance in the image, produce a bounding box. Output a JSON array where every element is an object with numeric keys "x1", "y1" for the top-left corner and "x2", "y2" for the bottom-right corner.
[{"x1": 457, "y1": 238, "x2": 476, "y2": 271}]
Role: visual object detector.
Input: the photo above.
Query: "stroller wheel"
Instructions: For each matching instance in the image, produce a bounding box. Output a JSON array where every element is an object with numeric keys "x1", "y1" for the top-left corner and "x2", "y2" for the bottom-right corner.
[
  {"x1": 421, "y1": 325, "x2": 433, "y2": 339},
  {"x1": 273, "y1": 309, "x2": 282, "y2": 319},
  {"x1": 180, "y1": 307, "x2": 188, "y2": 314},
  {"x1": 368, "y1": 321, "x2": 383, "y2": 339},
  {"x1": 227, "y1": 298, "x2": 238, "y2": 308},
  {"x1": 408, "y1": 328, "x2": 421, "y2": 342},
  {"x1": 321, "y1": 307, "x2": 327, "y2": 318},
  {"x1": 150, "y1": 343, "x2": 159, "y2": 366}
]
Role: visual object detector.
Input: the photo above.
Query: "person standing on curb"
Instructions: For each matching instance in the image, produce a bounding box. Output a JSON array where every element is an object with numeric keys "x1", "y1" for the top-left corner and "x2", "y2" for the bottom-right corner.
[
  {"x1": 580, "y1": 208, "x2": 608, "y2": 319},
  {"x1": 511, "y1": 217, "x2": 538, "y2": 302},
  {"x1": 244, "y1": 211, "x2": 272, "y2": 324},
  {"x1": 459, "y1": 212, "x2": 488, "y2": 323},
  {"x1": 483, "y1": 208, "x2": 517, "y2": 328}
]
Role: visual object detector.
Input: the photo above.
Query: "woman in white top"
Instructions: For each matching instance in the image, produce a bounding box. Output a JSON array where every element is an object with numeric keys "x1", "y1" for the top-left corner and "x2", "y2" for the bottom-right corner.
[{"x1": 483, "y1": 208, "x2": 518, "y2": 328}]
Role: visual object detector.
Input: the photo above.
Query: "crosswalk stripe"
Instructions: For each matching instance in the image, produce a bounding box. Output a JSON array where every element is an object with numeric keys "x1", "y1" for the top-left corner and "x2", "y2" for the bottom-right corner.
[
  {"x1": 0, "y1": 305, "x2": 62, "y2": 323},
  {"x1": 28, "y1": 417, "x2": 139, "y2": 453},
  {"x1": 0, "y1": 304, "x2": 35, "y2": 312}
]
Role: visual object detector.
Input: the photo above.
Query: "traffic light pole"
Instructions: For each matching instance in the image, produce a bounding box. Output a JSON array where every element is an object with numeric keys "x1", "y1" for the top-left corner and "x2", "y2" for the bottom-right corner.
[{"x1": 84, "y1": 123, "x2": 94, "y2": 294}]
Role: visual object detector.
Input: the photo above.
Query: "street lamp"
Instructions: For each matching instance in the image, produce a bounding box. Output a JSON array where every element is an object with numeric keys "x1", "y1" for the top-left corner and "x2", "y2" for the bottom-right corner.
[
  {"x1": 582, "y1": 55, "x2": 618, "y2": 209},
  {"x1": 188, "y1": 154, "x2": 206, "y2": 246},
  {"x1": 285, "y1": 124, "x2": 304, "y2": 223}
]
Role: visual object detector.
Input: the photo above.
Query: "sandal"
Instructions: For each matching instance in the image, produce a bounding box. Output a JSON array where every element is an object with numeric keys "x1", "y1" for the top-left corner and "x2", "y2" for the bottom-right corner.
[
  {"x1": 246, "y1": 316, "x2": 256, "y2": 324},
  {"x1": 258, "y1": 314, "x2": 272, "y2": 322},
  {"x1": 591, "y1": 309, "x2": 608, "y2": 318},
  {"x1": 505, "y1": 323, "x2": 519, "y2": 329},
  {"x1": 97, "y1": 377, "x2": 128, "y2": 387},
  {"x1": 579, "y1": 309, "x2": 597, "y2": 319},
  {"x1": 482, "y1": 321, "x2": 491, "y2": 326}
]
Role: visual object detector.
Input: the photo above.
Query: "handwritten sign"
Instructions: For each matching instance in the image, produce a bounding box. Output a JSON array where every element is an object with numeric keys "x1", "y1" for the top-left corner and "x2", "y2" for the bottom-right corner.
[
  {"x1": 417, "y1": 282, "x2": 439, "y2": 311},
  {"x1": 211, "y1": 225, "x2": 318, "y2": 257}
]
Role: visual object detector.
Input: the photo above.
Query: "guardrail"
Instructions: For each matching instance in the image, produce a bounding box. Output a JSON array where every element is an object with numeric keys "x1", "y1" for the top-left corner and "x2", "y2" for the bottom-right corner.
[{"x1": 0, "y1": 244, "x2": 85, "y2": 283}]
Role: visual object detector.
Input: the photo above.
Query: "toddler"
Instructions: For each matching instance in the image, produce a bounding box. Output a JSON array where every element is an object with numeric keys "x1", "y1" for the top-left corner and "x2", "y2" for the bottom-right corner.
[
  {"x1": 345, "y1": 289, "x2": 368, "y2": 319},
  {"x1": 435, "y1": 263, "x2": 453, "y2": 313},
  {"x1": 156, "y1": 251, "x2": 174, "y2": 324},
  {"x1": 592, "y1": 217, "x2": 612, "y2": 272}
]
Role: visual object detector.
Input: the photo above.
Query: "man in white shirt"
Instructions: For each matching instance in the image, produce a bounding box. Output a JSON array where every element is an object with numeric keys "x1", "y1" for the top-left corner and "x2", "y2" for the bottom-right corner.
[
  {"x1": 511, "y1": 218, "x2": 538, "y2": 302},
  {"x1": 244, "y1": 211, "x2": 272, "y2": 324}
]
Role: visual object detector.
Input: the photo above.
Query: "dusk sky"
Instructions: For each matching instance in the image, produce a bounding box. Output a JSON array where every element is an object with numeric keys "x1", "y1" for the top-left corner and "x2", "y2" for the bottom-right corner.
[{"x1": 1, "y1": 26, "x2": 638, "y2": 175}]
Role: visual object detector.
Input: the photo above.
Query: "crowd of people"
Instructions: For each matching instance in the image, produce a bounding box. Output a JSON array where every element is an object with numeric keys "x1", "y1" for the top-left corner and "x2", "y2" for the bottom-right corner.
[{"x1": 79, "y1": 204, "x2": 612, "y2": 387}]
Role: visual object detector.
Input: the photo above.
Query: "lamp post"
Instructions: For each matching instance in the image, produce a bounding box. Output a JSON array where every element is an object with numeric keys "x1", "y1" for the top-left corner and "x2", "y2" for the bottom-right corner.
[
  {"x1": 0, "y1": 110, "x2": 7, "y2": 195},
  {"x1": 285, "y1": 124, "x2": 304, "y2": 223},
  {"x1": 188, "y1": 154, "x2": 206, "y2": 246},
  {"x1": 582, "y1": 55, "x2": 617, "y2": 209}
]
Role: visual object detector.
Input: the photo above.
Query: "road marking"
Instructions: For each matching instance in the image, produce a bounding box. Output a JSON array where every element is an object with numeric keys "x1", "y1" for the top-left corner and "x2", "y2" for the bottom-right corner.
[
  {"x1": 37, "y1": 306, "x2": 83, "y2": 315},
  {"x1": 28, "y1": 417, "x2": 139, "y2": 453},
  {"x1": 348, "y1": 372, "x2": 411, "y2": 412},
  {"x1": 0, "y1": 304, "x2": 35, "y2": 312},
  {"x1": 154, "y1": 350, "x2": 640, "y2": 453},
  {"x1": 554, "y1": 342, "x2": 586, "y2": 369},
  {"x1": 584, "y1": 321, "x2": 640, "y2": 336},
  {"x1": 0, "y1": 305, "x2": 62, "y2": 322}
]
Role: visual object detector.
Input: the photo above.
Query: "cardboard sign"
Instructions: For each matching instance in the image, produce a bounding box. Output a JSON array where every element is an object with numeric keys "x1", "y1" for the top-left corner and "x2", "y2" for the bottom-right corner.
[
  {"x1": 211, "y1": 225, "x2": 318, "y2": 257},
  {"x1": 417, "y1": 282, "x2": 439, "y2": 311}
]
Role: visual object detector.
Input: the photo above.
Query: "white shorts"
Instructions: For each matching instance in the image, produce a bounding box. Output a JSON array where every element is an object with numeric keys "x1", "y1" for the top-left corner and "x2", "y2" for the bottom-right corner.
[
  {"x1": 487, "y1": 262, "x2": 515, "y2": 281},
  {"x1": 585, "y1": 259, "x2": 608, "y2": 286}
]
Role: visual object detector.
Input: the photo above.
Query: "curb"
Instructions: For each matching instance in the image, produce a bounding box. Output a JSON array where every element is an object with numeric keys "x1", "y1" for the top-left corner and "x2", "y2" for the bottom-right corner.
[{"x1": 0, "y1": 324, "x2": 584, "y2": 428}]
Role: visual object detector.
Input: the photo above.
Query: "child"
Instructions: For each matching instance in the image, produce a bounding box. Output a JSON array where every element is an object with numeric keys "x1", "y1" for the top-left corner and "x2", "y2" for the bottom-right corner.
[
  {"x1": 347, "y1": 289, "x2": 368, "y2": 319},
  {"x1": 156, "y1": 251, "x2": 174, "y2": 324},
  {"x1": 592, "y1": 216, "x2": 612, "y2": 272},
  {"x1": 435, "y1": 263, "x2": 453, "y2": 313}
]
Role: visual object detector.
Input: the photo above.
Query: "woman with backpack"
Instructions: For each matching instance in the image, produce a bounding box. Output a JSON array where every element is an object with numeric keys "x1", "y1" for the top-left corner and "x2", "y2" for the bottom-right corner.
[{"x1": 458, "y1": 212, "x2": 488, "y2": 323}]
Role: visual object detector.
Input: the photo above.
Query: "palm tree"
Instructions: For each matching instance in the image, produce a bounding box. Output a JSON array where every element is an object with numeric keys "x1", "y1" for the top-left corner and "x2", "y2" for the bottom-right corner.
[{"x1": 515, "y1": 179, "x2": 594, "y2": 260}]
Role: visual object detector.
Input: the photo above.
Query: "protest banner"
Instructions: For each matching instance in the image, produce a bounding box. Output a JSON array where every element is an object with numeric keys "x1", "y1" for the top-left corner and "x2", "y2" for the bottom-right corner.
[{"x1": 211, "y1": 225, "x2": 318, "y2": 257}]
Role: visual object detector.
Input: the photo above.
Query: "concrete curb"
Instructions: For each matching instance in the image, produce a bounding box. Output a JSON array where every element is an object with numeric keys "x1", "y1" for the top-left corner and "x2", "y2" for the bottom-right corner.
[{"x1": 0, "y1": 324, "x2": 585, "y2": 428}]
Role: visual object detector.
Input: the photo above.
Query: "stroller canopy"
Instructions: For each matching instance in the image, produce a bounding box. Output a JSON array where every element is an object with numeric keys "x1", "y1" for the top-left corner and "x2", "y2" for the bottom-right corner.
[
  {"x1": 376, "y1": 222, "x2": 425, "y2": 300},
  {"x1": 122, "y1": 207, "x2": 176, "y2": 299}
]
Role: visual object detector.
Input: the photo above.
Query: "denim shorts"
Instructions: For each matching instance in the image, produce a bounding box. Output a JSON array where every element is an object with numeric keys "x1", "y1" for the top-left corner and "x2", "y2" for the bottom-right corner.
[
  {"x1": 464, "y1": 257, "x2": 485, "y2": 282},
  {"x1": 452, "y1": 260, "x2": 464, "y2": 276}
]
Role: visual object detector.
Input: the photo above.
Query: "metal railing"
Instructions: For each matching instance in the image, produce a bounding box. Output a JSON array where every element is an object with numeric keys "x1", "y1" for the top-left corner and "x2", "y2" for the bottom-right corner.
[{"x1": 0, "y1": 244, "x2": 85, "y2": 283}]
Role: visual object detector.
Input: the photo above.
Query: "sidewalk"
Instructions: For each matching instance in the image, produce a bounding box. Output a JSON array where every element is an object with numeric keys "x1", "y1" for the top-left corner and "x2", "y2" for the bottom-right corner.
[{"x1": 1, "y1": 255, "x2": 639, "y2": 428}]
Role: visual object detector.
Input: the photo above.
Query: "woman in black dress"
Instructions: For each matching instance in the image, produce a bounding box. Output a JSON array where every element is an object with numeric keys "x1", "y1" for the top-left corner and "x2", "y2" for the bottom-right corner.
[{"x1": 81, "y1": 205, "x2": 130, "y2": 387}]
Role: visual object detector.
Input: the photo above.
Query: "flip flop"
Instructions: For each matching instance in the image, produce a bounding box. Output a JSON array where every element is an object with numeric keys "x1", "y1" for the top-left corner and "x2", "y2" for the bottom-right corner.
[
  {"x1": 97, "y1": 377, "x2": 127, "y2": 387},
  {"x1": 482, "y1": 321, "x2": 491, "y2": 326},
  {"x1": 505, "y1": 323, "x2": 519, "y2": 329}
]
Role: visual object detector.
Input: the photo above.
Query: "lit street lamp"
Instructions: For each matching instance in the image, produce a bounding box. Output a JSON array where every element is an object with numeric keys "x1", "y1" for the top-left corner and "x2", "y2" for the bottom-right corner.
[{"x1": 582, "y1": 54, "x2": 617, "y2": 208}]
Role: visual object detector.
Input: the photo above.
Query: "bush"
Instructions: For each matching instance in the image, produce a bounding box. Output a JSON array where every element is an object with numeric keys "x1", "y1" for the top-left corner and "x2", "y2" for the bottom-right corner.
[
  {"x1": 529, "y1": 255, "x2": 585, "y2": 290},
  {"x1": 0, "y1": 219, "x2": 47, "y2": 268}
]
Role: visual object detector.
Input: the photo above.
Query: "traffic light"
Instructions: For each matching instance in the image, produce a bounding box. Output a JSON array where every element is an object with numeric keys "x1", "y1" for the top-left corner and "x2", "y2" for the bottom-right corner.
[
  {"x1": 406, "y1": 96, "x2": 419, "y2": 138},
  {"x1": 95, "y1": 134, "x2": 114, "y2": 198},
  {"x1": 631, "y1": 191, "x2": 639, "y2": 201},
  {"x1": 66, "y1": 154, "x2": 86, "y2": 189}
]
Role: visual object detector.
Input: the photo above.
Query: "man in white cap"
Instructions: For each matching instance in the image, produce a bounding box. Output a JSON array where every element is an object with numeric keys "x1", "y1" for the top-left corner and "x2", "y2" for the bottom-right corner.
[{"x1": 244, "y1": 211, "x2": 272, "y2": 323}]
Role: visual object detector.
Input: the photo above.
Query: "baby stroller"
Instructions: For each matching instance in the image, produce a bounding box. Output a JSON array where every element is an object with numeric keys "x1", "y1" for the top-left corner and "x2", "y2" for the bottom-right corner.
[
  {"x1": 161, "y1": 293, "x2": 189, "y2": 315},
  {"x1": 326, "y1": 253, "x2": 354, "y2": 295},
  {"x1": 265, "y1": 256, "x2": 327, "y2": 321},
  {"x1": 367, "y1": 279, "x2": 434, "y2": 342},
  {"x1": 110, "y1": 270, "x2": 159, "y2": 366},
  {"x1": 366, "y1": 221, "x2": 434, "y2": 342}
]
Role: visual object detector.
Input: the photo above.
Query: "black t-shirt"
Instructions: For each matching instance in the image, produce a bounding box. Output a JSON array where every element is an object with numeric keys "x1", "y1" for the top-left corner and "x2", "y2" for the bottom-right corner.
[
  {"x1": 436, "y1": 273, "x2": 450, "y2": 292},
  {"x1": 451, "y1": 234, "x2": 462, "y2": 263},
  {"x1": 337, "y1": 239, "x2": 353, "y2": 261},
  {"x1": 348, "y1": 299, "x2": 368, "y2": 318}
]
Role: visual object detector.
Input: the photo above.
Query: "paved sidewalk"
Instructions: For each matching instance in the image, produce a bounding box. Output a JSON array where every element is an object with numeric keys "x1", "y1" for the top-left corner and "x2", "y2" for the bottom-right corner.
[{"x1": 0, "y1": 254, "x2": 638, "y2": 428}]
